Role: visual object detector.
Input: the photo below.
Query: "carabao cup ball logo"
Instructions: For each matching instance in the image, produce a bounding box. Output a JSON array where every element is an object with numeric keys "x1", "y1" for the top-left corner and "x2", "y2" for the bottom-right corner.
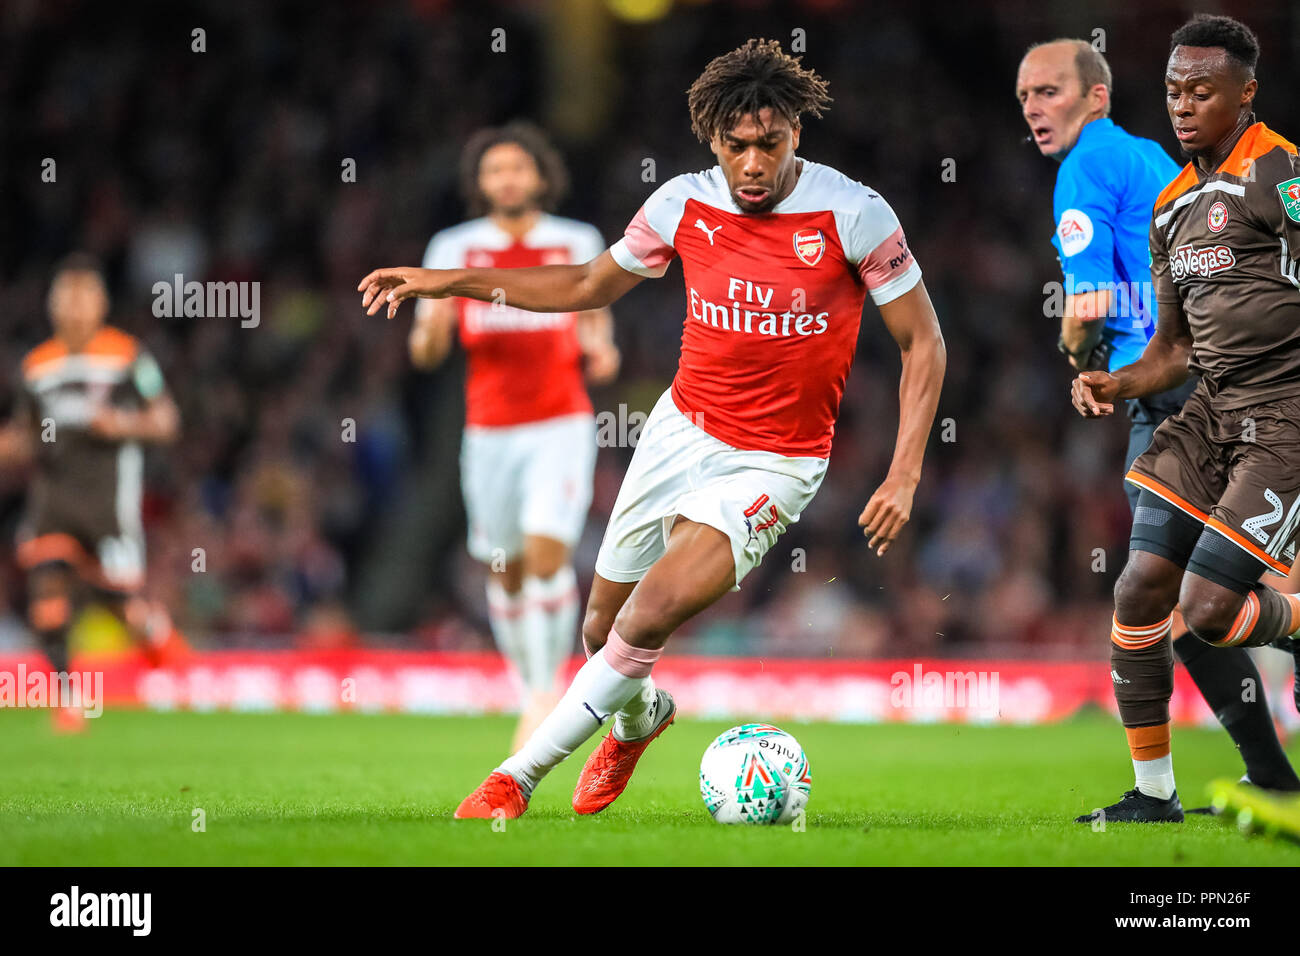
[
  {"x1": 1207, "y1": 201, "x2": 1228, "y2": 233},
  {"x1": 792, "y1": 228, "x2": 826, "y2": 266}
]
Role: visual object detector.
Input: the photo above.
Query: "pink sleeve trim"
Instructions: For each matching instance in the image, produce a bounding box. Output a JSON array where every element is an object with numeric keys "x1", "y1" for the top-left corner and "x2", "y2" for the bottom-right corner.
[
  {"x1": 858, "y1": 225, "x2": 914, "y2": 288},
  {"x1": 622, "y1": 207, "x2": 675, "y2": 271}
]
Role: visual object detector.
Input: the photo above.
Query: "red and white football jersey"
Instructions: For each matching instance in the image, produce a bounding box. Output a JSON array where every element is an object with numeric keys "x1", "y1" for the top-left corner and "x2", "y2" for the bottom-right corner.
[
  {"x1": 423, "y1": 214, "x2": 605, "y2": 427},
  {"x1": 610, "y1": 159, "x2": 922, "y2": 458}
]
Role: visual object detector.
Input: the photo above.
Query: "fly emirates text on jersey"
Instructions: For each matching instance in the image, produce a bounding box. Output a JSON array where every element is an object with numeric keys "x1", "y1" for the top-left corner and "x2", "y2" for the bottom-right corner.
[{"x1": 689, "y1": 277, "x2": 831, "y2": 337}]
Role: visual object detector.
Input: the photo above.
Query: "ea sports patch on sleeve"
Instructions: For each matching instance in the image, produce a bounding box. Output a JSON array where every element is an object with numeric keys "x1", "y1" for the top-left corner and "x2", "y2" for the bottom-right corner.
[
  {"x1": 1056, "y1": 208, "x2": 1094, "y2": 256},
  {"x1": 1276, "y1": 177, "x2": 1300, "y2": 223}
]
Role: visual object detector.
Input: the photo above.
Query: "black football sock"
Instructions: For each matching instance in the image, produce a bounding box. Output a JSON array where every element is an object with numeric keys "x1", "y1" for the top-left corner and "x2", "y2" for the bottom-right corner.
[
  {"x1": 36, "y1": 627, "x2": 70, "y2": 675},
  {"x1": 1173, "y1": 632, "x2": 1300, "y2": 791}
]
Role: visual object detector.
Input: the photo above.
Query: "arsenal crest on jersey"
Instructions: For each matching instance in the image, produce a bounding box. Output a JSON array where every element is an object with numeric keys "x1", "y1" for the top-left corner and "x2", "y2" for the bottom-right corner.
[{"x1": 792, "y1": 228, "x2": 825, "y2": 266}]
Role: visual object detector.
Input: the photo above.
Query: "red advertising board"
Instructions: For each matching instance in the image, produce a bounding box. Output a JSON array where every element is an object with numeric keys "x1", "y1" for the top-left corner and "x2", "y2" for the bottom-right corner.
[{"x1": 1, "y1": 649, "x2": 1263, "y2": 727}]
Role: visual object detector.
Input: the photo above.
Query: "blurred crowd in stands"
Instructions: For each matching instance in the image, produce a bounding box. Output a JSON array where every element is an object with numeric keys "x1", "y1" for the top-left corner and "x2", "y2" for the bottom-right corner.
[{"x1": 1, "y1": 0, "x2": 1293, "y2": 658}]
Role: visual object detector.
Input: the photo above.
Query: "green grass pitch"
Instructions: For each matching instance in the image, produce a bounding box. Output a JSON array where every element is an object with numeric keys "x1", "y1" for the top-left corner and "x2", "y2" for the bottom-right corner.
[{"x1": 2, "y1": 708, "x2": 1298, "y2": 865}]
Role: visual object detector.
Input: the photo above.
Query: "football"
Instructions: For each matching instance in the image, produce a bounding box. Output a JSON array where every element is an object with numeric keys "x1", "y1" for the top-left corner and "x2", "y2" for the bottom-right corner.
[{"x1": 699, "y1": 723, "x2": 812, "y2": 824}]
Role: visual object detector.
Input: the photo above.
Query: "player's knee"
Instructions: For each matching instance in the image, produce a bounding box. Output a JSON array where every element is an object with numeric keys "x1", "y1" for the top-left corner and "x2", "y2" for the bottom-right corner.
[
  {"x1": 1180, "y1": 603, "x2": 1238, "y2": 646},
  {"x1": 1113, "y1": 557, "x2": 1178, "y2": 625},
  {"x1": 490, "y1": 562, "x2": 524, "y2": 594},
  {"x1": 1178, "y1": 578, "x2": 1245, "y2": 646},
  {"x1": 522, "y1": 536, "x2": 569, "y2": 580},
  {"x1": 27, "y1": 586, "x2": 72, "y2": 634},
  {"x1": 524, "y1": 551, "x2": 567, "y2": 580},
  {"x1": 581, "y1": 602, "x2": 615, "y2": 657}
]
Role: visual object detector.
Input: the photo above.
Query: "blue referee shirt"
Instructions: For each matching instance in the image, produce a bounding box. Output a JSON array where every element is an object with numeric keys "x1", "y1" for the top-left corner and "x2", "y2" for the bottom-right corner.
[{"x1": 1051, "y1": 117, "x2": 1181, "y2": 370}]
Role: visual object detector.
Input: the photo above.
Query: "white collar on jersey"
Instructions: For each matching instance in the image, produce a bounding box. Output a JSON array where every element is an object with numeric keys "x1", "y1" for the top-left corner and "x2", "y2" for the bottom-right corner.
[
  {"x1": 714, "y1": 158, "x2": 816, "y2": 215},
  {"x1": 483, "y1": 211, "x2": 555, "y2": 246}
]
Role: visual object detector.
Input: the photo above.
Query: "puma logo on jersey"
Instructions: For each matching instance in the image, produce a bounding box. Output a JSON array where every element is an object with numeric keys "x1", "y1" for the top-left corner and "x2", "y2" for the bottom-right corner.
[{"x1": 694, "y1": 219, "x2": 721, "y2": 244}]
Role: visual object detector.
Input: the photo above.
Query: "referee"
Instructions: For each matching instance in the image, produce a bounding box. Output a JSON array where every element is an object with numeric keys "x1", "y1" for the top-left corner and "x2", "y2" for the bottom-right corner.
[{"x1": 1017, "y1": 38, "x2": 1299, "y2": 816}]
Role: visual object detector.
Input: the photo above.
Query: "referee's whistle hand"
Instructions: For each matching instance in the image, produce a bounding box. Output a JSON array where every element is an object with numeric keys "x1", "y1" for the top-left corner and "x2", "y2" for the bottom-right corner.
[{"x1": 1071, "y1": 371, "x2": 1116, "y2": 418}]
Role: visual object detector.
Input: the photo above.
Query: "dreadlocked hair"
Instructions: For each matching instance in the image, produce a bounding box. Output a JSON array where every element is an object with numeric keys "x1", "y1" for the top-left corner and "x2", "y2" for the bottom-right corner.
[{"x1": 687, "y1": 38, "x2": 832, "y2": 144}]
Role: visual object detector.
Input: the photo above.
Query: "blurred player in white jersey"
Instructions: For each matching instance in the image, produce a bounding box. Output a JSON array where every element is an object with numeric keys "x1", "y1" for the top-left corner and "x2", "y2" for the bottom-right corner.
[
  {"x1": 408, "y1": 122, "x2": 620, "y2": 751},
  {"x1": 362, "y1": 41, "x2": 946, "y2": 818}
]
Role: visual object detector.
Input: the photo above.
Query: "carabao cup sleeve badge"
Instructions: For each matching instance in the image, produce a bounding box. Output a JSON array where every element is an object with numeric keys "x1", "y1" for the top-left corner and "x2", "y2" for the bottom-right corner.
[{"x1": 1276, "y1": 177, "x2": 1300, "y2": 223}]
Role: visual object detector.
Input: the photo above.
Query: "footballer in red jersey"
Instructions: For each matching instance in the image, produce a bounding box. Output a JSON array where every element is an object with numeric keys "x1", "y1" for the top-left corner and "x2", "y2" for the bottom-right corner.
[
  {"x1": 408, "y1": 122, "x2": 619, "y2": 752},
  {"x1": 360, "y1": 40, "x2": 946, "y2": 819}
]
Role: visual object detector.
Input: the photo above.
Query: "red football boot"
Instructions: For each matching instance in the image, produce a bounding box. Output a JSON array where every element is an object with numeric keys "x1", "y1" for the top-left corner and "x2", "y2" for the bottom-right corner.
[
  {"x1": 572, "y1": 689, "x2": 676, "y2": 815},
  {"x1": 453, "y1": 771, "x2": 529, "y2": 819},
  {"x1": 51, "y1": 705, "x2": 87, "y2": 734}
]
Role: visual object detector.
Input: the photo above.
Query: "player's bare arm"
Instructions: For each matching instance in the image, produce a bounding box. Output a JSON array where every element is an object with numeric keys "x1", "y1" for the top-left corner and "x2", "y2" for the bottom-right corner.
[
  {"x1": 858, "y1": 280, "x2": 946, "y2": 556},
  {"x1": 358, "y1": 249, "x2": 644, "y2": 320},
  {"x1": 1071, "y1": 296, "x2": 1192, "y2": 417},
  {"x1": 409, "y1": 298, "x2": 457, "y2": 370},
  {"x1": 576, "y1": 307, "x2": 619, "y2": 384},
  {"x1": 88, "y1": 391, "x2": 180, "y2": 444},
  {"x1": 1060, "y1": 288, "x2": 1110, "y2": 369}
]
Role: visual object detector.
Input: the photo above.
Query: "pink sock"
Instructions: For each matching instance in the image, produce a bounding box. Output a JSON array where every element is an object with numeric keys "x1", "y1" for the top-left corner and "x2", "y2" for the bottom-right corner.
[{"x1": 603, "y1": 628, "x2": 661, "y2": 678}]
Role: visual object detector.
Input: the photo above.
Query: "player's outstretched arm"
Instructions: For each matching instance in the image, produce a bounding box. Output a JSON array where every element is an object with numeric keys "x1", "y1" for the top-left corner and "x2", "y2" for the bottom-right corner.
[
  {"x1": 1070, "y1": 297, "x2": 1192, "y2": 418},
  {"x1": 358, "y1": 250, "x2": 645, "y2": 320},
  {"x1": 858, "y1": 279, "x2": 946, "y2": 556}
]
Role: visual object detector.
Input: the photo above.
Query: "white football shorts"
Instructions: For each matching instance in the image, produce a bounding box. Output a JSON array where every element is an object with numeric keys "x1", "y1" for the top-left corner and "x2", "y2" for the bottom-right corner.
[
  {"x1": 594, "y1": 389, "x2": 827, "y2": 588},
  {"x1": 461, "y1": 412, "x2": 597, "y2": 562}
]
